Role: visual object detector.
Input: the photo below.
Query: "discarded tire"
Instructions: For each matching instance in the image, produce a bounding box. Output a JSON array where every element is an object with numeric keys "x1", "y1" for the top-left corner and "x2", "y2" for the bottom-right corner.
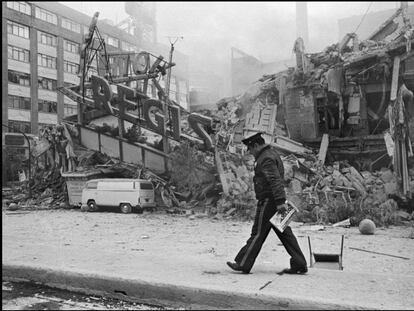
[
  {"x1": 8, "y1": 203, "x2": 18, "y2": 211},
  {"x1": 359, "y1": 219, "x2": 376, "y2": 235}
]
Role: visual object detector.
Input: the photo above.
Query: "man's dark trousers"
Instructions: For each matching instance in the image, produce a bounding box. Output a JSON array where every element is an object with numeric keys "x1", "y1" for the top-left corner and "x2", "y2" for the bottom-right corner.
[{"x1": 234, "y1": 198, "x2": 307, "y2": 273}]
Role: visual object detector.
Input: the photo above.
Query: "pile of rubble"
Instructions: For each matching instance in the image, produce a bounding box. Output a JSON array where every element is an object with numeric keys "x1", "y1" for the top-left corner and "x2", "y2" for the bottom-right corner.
[
  {"x1": 2, "y1": 167, "x2": 68, "y2": 210},
  {"x1": 284, "y1": 156, "x2": 414, "y2": 226},
  {"x1": 3, "y1": 121, "x2": 413, "y2": 226}
]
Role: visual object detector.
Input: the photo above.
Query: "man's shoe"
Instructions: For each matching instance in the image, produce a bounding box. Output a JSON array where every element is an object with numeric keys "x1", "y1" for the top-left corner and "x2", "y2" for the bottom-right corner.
[
  {"x1": 277, "y1": 267, "x2": 308, "y2": 275},
  {"x1": 226, "y1": 261, "x2": 249, "y2": 273}
]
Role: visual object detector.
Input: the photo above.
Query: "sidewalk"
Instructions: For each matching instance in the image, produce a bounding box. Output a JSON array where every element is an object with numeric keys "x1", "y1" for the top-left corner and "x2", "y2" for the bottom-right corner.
[{"x1": 3, "y1": 209, "x2": 414, "y2": 309}]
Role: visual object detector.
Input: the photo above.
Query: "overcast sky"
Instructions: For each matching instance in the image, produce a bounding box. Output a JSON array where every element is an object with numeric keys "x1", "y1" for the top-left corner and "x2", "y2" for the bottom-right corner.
[{"x1": 60, "y1": 1, "x2": 402, "y2": 95}]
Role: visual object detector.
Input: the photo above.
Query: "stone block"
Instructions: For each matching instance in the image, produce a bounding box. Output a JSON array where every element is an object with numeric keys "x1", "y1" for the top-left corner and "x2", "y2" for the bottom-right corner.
[{"x1": 383, "y1": 181, "x2": 398, "y2": 195}]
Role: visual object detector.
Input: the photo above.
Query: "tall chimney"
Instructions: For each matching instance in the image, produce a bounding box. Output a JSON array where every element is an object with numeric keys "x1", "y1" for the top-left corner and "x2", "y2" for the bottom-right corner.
[{"x1": 296, "y1": 2, "x2": 309, "y2": 50}]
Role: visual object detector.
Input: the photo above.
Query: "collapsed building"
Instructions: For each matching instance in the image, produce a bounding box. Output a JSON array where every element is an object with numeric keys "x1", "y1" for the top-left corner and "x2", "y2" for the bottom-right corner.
[
  {"x1": 4, "y1": 6, "x2": 414, "y2": 226},
  {"x1": 203, "y1": 5, "x2": 414, "y2": 224}
]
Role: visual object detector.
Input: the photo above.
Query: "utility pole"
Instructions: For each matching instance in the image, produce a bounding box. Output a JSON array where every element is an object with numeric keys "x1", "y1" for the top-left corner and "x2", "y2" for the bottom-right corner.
[
  {"x1": 162, "y1": 36, "x2": 182, "y2": 159},
  {"x1": 401, "y1": 2, "x2": 410, "y2": 26},
  {"x1": 165, "y1": 36, "x2": 183, "y2": 100}
]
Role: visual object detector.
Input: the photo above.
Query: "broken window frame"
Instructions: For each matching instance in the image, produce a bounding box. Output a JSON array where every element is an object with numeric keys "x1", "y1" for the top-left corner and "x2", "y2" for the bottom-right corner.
[
  {"x1": 38, "y1": 99, "x2": 57, "y2": 114},
  {"x1": 8, "y1": 120, "x2": 31, "y2": 134},
  {"x1": 38, "y1": 76, "x2": 57, "y2": 91},
  {"x1": 8, "y1": 70, "x2": 30, "y2": 86}
]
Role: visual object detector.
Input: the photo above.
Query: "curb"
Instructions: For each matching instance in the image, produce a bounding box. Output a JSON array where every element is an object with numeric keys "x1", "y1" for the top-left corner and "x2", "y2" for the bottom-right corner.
[{"x1": 3, "y1": 264, "x2": 371, "y2": 310}]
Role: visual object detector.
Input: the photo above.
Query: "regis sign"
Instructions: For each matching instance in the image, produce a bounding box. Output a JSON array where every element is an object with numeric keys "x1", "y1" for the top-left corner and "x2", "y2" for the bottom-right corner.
[{"x1": 89, "y1": 75, "x2": 213, "y2": 150}]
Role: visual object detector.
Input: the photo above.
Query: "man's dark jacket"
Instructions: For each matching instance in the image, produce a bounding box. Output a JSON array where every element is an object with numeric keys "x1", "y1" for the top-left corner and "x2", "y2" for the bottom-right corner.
[{"x1": 253, "y1": 145, "x2": 286, "y2": 202}]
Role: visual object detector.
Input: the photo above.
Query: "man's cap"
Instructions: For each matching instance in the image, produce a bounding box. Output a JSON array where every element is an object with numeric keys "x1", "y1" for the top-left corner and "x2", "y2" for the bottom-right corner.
[{"x1": 242, "y1": 132, "x2": 264, "y2": 146}]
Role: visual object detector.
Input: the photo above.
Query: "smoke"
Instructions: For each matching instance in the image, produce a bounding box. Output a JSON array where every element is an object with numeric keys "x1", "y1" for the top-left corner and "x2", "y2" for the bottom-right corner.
[{"x1": 60, "y1": 1, "x2": 402, "y2": 96}]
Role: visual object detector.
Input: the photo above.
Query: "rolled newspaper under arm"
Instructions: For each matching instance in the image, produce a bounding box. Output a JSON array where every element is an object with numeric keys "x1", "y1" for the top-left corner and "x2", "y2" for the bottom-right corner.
[{"x1": 269, "y1": 200, "x2": 299, "y2": 232}]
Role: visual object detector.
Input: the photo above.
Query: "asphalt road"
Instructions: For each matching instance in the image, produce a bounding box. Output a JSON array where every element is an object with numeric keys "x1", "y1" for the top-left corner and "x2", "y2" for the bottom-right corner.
[{"x1": 2, "y1": 280, "x2": 169, "y2": 310}]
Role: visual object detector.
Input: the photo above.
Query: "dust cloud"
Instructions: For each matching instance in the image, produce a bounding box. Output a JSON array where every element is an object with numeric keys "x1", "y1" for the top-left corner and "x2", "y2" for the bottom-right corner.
[{"x1": 60, "y1": 1, "x2": 401, "y2": 96}]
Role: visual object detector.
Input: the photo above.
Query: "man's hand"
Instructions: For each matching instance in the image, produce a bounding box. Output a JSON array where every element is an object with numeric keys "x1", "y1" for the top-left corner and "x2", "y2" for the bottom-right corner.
[{"x1": 276, "y1": 203, "x2": 288, "y2": 214}]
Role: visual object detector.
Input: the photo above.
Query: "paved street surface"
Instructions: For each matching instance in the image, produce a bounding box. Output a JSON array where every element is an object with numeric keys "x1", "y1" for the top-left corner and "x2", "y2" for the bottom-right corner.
[
  {"x1": 3, "y1": 209, "x2": 414, "y2": 309},
  {"x1": 2, "y1": 281, "x2": 166, "y2": 310}
]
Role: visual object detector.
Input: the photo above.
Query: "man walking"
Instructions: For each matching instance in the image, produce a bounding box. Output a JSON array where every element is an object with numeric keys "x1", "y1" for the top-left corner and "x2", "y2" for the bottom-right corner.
[{"x1": 227, "y1": 132, "x2": 307, "y2": 274}]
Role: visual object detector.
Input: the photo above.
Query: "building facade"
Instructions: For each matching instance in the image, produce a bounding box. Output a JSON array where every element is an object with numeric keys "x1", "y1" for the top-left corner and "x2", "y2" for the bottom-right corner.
[
  {"x1": 2, "y1": 1, "x2": 189, "y2": 137},
  {"x1": 338, "y1": 4, "x2": 414, "y2": 41}
]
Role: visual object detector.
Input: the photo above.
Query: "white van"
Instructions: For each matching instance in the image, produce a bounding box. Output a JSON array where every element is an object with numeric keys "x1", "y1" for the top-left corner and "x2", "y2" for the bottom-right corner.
[{"x1": 81, "y1": 178, "x2": 156, "y2": 213}]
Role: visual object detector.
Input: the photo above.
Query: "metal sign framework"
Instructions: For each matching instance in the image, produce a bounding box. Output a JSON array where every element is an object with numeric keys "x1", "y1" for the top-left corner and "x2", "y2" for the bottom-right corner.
[{"x1": 57, "y1": 12, "x2": 214, "y2": 152}]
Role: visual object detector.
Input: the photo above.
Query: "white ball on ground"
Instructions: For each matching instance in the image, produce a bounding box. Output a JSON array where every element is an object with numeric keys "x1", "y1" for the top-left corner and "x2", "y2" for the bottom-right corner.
[{"x1": 359, "y1": 219, "x2": 376, "y2": 235}]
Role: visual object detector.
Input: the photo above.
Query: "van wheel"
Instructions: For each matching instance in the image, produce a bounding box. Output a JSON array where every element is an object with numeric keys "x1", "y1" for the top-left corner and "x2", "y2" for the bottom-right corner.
[
  {"x1": 120, "y1": 203, "x2": 132, "y2": 214},
  {"x1": 88, "y1": 200, "x2": 98, "y2": 212}
]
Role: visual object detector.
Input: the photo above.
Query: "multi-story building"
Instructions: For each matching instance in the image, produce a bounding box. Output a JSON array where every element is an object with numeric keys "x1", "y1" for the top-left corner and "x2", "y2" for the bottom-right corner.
[{"x1": 2, "y1": 1, "x2": 189, "y2": 137}]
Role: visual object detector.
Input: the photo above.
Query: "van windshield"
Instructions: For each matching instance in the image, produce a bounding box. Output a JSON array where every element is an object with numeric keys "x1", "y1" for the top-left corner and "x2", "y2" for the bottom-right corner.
[{"x1": 140, "y1": 182, "x2": 154, "y2": 190}]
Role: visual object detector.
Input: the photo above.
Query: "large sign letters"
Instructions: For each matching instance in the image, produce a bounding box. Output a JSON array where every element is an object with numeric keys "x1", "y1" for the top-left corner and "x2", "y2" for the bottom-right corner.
[{"x1": 90, "y1": 75, "x2": 213, "y2": 150}]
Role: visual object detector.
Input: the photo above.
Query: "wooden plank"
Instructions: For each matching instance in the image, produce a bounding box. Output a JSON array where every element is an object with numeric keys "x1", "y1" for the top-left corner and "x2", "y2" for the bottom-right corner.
[
  {"x1": 390, "y1": 56, "x2": 400, "y2": 101},
  {"x1": 215, "y1": 150, "x2": 229, "y2": 195},
  {"x1": 384, "y1": 131, "x2": 394, "y2": 156},
  {"x1": 318, "y1": 134, "x2": 329, "y2": 165}
]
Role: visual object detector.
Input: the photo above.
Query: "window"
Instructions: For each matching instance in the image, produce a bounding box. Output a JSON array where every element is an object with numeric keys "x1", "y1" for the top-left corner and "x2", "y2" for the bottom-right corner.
[
  {"x1": 62, "y1": 18, "x2": 80, "y2": 33},
  {"x1": 8, "y1": 120, "x2": 31, "y2": 134},
  {"x1": 8, "y1": 95, "x2": 31, "y2": 110},
  {"x1": 6, "y1": 2, "x2": 31, "y2": 15},
  {"x1": 38, "y1": 31, "x2": 57, "y2": 46},
  {"x1": 86, "y1": 181, "x2": 98, "y2": 189},
  {"x1": 64, "y1": 60, "x2": 79, "y2": 74},
  {"x1": 64, "y1": 104, "x2": 77, "y2": 116},
  {"x1": 38, "y1": 53, "x2": 56, "y2": 69},
  {"x1": 35, "y1": 7, "x2": 57, "y2": 24},
  {"x1": 7, "y1": 21, "x2": 29, "y2": 39},
  {"x1": 121, "y1": 41, "x2": 136, "y2": 52},
  {"x1": 38, "y1": 100, "x2": 57, "y2": 113},
  {"x1": 107, "y1": 36, "x2": 119, "y2": 48},
  {"x1": 63, "y1": 39, "x2": 79, "y2": 53},
  {"x1": 140, "y1": 182, "x2": 154, "y2": 190},
  {"x1": 8, "y1": 45, "x2": 30, "y2": 63},
  {"x1": 38, "y1": 77, "x2": 56, "y2": 91},
  {"x1": 8, "y1": 70, "x2": 30, "y2": 86}
]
